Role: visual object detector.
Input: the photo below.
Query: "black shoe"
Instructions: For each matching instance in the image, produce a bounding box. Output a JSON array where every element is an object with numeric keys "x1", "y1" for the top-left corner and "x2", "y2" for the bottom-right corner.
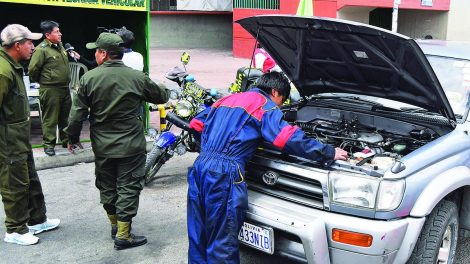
[
  {"x1": 111, "y1": 226, "x2": 117, "y2": 240},
  {"x1": 114, "y1": 233, "x2": 147, "y2": 250},
  {"x1": 62, "y1": 143, "x2": 68, "y2": 148},
  {"x1": 44, "y1": 148, "x2": 55, "y2": 156}
]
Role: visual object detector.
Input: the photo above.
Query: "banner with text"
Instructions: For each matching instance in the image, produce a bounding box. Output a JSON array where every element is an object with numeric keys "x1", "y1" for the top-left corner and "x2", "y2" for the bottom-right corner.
[{"x1": 0, "y1": 0, "x2": 147, "y2": 11}]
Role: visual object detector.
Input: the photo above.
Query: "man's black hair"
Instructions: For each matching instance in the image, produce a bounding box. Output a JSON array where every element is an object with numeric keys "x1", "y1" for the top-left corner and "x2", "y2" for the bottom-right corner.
[
  {"x1": 256, "y1": 71, "x2": 290, "y2": 99},
  {"x1": 108, "y1": 51, "x2": 124, "y2": 60},
  {"x1": 117, "y1": 27, "x2": 134, "y2": 49},
  {"x1": 424, "y1": 34, "x2": 433, "y2": 40},
  {"x1": 98, "y1": 48, "x2": 124, "y2": 60},
  {"x1": 40, "y1": 20, "x2": 59, "y2": 35}
]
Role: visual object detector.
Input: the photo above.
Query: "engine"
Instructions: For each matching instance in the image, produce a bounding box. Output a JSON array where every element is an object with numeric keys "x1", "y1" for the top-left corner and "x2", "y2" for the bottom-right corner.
[{"x1": 295, "y1": 117, "x2": 437, "y2": 171}]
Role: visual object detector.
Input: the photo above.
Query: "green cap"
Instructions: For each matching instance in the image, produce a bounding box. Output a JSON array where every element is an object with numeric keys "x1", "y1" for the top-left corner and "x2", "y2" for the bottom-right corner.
[{"x1": 86, "y1": 32, "x2": 124, "y2": 51}]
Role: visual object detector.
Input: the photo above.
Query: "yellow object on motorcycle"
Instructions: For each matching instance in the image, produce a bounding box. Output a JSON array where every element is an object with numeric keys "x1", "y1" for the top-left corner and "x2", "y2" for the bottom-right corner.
[
  {"x1": 185, "y1": 82, "x2": 205, "y2": 98},
  {"x1": 181, "y1": 52, "x2": 190, "y2": 66},
  {"x1": 229, "y1": 67, "x2": 263, "y2": 94},
  {"x1": 229, "y1": 71, "x2": 245, "y2": 93},
  {"x1": 157, "y1": 104, "x2": 167, "y2": 131}
]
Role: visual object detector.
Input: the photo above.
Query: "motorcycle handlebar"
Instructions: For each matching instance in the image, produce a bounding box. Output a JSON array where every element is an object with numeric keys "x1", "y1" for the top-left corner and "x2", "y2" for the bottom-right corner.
[{"x1": 165, "y1": 111, "x2": 191, "y2": 131}]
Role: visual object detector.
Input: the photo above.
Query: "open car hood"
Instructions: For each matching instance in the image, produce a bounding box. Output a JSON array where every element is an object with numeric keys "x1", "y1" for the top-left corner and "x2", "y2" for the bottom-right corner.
[{"x1": 237, "y1": 15, "x2": 455, "y2": 120}]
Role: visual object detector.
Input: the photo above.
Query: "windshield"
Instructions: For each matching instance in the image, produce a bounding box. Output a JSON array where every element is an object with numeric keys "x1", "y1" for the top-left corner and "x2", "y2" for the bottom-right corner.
[{"x1": 426, "y1": 55, "x2": 470, "y2": 117}]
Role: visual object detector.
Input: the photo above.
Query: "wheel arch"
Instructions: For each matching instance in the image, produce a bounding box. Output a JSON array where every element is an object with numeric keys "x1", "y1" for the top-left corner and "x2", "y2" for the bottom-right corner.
[{"x1": 410, "y1": 166, "x2": 470, "y2": 217}]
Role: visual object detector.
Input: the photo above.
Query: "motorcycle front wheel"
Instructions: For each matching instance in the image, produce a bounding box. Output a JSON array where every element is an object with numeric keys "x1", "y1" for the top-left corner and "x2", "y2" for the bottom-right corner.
[{"x1": 144, "y1": 146, "x2": 167, "y2": 185}]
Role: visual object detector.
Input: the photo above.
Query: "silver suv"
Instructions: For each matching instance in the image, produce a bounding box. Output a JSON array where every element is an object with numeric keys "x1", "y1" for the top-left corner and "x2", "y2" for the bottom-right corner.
[{"x1": 236, "y1": 15, "x2": 470, "y2": 264}]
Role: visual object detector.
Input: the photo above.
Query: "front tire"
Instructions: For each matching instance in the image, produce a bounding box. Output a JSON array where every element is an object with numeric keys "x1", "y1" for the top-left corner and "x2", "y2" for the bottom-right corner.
[
  {"x1": 144, "y1": 146, "x2": 167, "y2": 185},
  {"x1": 407, "y1": 199, "x2": 459, "y2": 264}
]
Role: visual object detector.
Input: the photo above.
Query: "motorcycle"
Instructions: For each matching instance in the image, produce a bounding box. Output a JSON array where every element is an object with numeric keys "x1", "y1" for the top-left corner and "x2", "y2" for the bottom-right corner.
[
  {"x1": 228, "y1": 66, "x2": 263, "y2": 94},
  {"x1": 228, "y1": 66, "x2": 298, "y2": 106},
  {"x1": 144, "y1": 52, "x2": 218, "y2": 185}
]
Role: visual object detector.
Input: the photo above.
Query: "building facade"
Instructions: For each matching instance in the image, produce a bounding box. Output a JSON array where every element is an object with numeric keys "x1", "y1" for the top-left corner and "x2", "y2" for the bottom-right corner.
[
  {"x1": 233, "y1": 0, "x2": 470, "y2": 58},
  {"x1": 148, "y1": 0, "x2": 470, "y2": 57}
]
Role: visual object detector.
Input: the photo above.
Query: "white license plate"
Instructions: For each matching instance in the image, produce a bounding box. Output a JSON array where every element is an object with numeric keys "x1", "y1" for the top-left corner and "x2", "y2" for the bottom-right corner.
[{"x1": 238, "y1": 222, "x2": 274, "y2": 254}]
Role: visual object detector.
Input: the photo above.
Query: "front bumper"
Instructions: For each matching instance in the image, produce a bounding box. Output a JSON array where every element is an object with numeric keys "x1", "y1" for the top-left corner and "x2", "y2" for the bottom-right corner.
[{"x1": 245, "y1": 190, "x2": 425, "y2": 264}]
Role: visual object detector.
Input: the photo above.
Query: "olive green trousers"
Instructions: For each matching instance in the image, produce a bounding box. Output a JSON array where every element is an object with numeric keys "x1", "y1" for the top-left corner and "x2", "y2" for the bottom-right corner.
[
  {"x1": 0, "y1": 152, "x2": 47, "y2": 234},
  {"x1": 94, "y1": 153, "x2": 146, "y2": 222},
  {"x1": 39, "y1": 87, "x2": 71, "y2": 148}
]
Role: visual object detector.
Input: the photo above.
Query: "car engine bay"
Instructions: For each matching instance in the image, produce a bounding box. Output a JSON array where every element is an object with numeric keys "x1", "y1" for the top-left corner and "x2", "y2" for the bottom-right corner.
[{"x1": 282, "y1": 102, "x2": 453, "y2": 172}]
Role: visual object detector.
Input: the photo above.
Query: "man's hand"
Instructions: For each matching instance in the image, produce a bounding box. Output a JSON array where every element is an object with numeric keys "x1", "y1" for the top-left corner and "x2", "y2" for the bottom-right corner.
[
  {"x1": 334, "y1": 147, "x2": 348, "y2": 160},
  {"x1": 71, "y1": 50, "x2": 81, "y2": 60},
  {"x1": 67, "y1": 142, "x2": 84, "y2": 154}
]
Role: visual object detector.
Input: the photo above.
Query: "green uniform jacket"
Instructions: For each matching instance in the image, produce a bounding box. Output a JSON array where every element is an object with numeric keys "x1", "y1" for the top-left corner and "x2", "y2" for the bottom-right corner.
[
  {"x1": 65, "y1": 60, "x2": 169, "y2": 158},
  {"x1": 28, "y1": 39, "x2": 70, "y2": 88},
  {"x1": 0, "y1": 48, "x2": 32, "y2": 160}
]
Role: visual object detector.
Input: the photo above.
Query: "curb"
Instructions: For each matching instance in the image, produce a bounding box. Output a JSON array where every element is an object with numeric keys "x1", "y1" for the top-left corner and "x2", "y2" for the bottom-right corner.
[{"x1": 34, "y1": 141, "x2": 155, "y2": 171}]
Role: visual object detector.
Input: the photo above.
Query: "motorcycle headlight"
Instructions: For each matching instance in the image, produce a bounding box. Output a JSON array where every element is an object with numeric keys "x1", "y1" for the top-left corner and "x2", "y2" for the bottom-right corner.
[
  {"x1": 175, "y1": 100, "x2": 193, "y2": 118},
  {"x1": 329, "y1": 172, "x2": 405, "y2": 211}
]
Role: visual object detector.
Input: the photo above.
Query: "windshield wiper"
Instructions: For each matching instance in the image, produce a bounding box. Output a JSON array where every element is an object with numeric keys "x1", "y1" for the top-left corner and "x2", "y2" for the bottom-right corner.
[
  {"x1": 400, "y1": 107, "x2": 428, "y2": 113},
  {"x1": 314, "y1": 95, "x2": 383, "y2": 106},
  {"x1": 400, "y1": 107, "x2": 447, "y2": 116}
]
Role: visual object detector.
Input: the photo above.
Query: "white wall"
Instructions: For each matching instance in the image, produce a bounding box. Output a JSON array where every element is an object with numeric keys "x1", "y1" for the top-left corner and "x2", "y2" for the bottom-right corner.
[
  {"x1": 337, "y1": 6, "x2": 374, "y2": 24},
  {"x1": 177, "y1": 0, "x2": 232, "y2": 11},
  {"x1": 446, "y1": 0, "x2": 470, "y2": 41},
  {"x1": 398, "y1": 10, "x2": 448, "y2": 39},
  {"x1": 150, "y1": 14, "x2": 233, "y2": 49}
]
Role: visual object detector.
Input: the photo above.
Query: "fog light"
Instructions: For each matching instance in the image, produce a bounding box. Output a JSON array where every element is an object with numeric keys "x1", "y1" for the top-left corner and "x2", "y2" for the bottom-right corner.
[{"x1": 332, "y1": 228, "x2": 373, "y2": 247}]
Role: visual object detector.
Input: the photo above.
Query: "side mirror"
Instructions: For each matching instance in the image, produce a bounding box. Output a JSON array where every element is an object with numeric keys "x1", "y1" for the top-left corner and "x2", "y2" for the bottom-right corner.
[{"x1": 181, "y1": 52, "x2": 190, "y2": 66}]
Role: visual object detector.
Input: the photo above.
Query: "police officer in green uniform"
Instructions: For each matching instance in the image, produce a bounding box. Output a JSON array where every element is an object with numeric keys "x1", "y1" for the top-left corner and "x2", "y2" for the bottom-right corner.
[
  {"x1": 64, "y1": 33, "x2": 169, "y2": 250},
  {"x1": 28, "y1": 20, "x2": 71, "y2": 156},
  {"x1": 0, "y1": 24, "x2": 60, "y2": 246}
]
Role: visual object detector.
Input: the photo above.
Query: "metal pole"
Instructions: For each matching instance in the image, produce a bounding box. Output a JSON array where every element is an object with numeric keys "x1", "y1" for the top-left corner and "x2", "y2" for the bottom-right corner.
[{"x1": 392, "y1": 0, "x2": 400, "y2": 33}]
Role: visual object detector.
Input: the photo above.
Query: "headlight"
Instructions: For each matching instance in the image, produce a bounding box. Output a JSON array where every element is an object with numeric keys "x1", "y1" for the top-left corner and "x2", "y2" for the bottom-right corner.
[
  {"x1": 175, "y1": 100, "x2": 193, "y2": 118},
  {"x1": 376, "y1": 180, "x2": 405, "y2": 211},
  {"x1": 329, "y1": 172, "x2": 405, "y2": 211},
  {"x1": 330, "y1": 172, "x2": 379, "y2": 209}
]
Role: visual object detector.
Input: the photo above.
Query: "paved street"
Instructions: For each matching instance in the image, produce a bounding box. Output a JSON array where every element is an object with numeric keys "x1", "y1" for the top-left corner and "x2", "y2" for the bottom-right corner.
[
  {"x1": 149, "y1": 48, "x2": 251, "y2": 93},
  {"x1": 1, "y1": 157, "x2": 470, "y2": 263}
]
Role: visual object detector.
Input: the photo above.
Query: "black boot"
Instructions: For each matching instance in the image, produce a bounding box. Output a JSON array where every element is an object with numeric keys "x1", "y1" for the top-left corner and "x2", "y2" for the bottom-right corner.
[
  {"x1": 111, "y1": 226, "x2": 117, "y2": 240},
  {"x1": 44, "y1": 147, "x2": 55, "y2": 156},
  {"x1": 107, "y1": 214, "x2": 117, "y2": 240},
  {"x1": 114, "y1": 221, "x2": 147, "y2": 250}
]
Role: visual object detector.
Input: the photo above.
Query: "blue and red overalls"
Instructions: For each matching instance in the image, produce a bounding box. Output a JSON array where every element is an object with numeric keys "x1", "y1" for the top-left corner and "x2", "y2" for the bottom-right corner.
[{"x1": 187, "y1": 88, "x2": 335, "y2": 264}]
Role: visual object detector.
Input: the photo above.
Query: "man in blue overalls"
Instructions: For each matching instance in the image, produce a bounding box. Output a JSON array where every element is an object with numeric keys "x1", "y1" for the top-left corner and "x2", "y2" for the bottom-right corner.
[{"x1": 187, "y1": 72, "x2": 348, "y2": 263}]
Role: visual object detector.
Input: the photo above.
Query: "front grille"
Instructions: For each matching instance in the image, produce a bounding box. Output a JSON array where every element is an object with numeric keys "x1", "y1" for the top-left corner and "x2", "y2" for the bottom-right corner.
[{"x1": 246, "y1": 154, "x2": 325, "y2": 209}]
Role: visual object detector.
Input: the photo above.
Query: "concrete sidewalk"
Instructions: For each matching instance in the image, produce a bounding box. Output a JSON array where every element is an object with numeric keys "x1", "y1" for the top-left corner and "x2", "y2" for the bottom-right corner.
[
  {"x1": 31, "y1": 48, "x2": 250, "y2": 170},
  {"x1": 32, "y1": 140, "x2": 155, "y2": 171}
]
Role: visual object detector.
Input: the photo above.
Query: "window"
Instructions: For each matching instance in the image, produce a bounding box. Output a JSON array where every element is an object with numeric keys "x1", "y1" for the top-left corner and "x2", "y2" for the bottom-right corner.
[{"x1": 233, "y1": 0, "x2": 280, "y2": 10}]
